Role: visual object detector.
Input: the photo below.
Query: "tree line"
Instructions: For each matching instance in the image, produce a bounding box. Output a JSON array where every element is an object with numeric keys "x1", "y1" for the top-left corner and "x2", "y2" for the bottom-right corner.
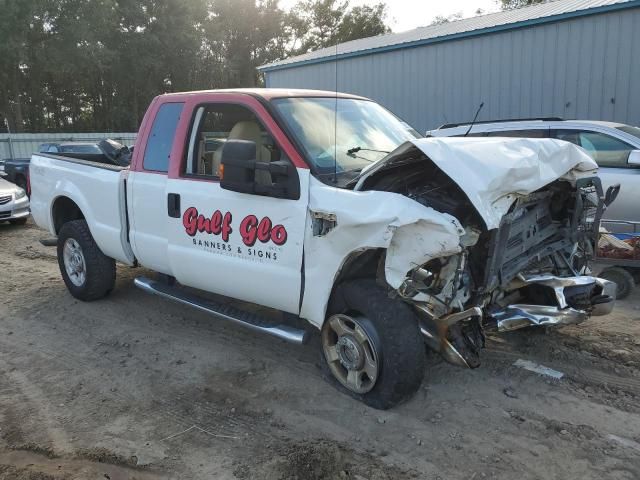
[
  {"x1": 0, "y1": 0, "x2": 538, "y2": 133},
  {"x1": 0, "y1": 0, "x2": 388, "y2": 133}
]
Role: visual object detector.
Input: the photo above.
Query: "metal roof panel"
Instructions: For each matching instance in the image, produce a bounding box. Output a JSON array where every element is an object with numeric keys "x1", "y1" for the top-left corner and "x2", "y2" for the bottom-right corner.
[{"x1": 260, "y1": 0, "x2": 637, "y2": 71}]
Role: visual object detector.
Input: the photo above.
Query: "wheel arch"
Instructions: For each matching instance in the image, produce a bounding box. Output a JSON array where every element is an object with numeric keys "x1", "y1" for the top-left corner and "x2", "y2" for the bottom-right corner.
[
  {"x1": 301, "y1": 247, "x2": 387, "y2": 329},
  {"x1": 51, "y1": 195, "x2": 86, "y2": 235},
  {"x1": 328, "y1": 248, "x2": 386, "y2": 312}
]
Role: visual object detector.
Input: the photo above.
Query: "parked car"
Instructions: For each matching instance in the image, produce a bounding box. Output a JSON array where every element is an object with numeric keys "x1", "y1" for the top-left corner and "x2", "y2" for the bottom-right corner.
[
  {"x1": 39, "y1": 142, "x2": 102, "y2": 155},
  {"x1": 0, "y1": 157, "x2": 30, "y2": 192},
  {"x1": 29, "y1": 89, "x2": 615, "y2": 409},
  {"x1": 0, "y1": 139, "x2": 132, "y2": 194},
  {"x1": 428, "y1": 118, "x2": 640, "y2": 226},
  {"x1": 39, "y1": 139, "x2": 132, "y2": 167},
  {"x1": 0, "y1": 176, "x2": 30, "y2": 225}
]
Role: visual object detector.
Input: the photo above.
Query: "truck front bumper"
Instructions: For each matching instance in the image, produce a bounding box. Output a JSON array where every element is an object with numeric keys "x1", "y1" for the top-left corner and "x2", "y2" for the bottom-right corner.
[
  {"x1": 489, "y1": 275, "x2": 615, "y2": 332},
  {"x1": 417, "y1": 275, "x2": 615, "y2": 368}
]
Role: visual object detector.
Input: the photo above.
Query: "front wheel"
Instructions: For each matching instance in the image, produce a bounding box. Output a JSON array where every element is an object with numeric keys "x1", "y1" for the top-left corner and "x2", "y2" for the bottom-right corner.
[
  {"x1": 57, "y1": 220, "x2": 116, "y2": 301},
  {"x1": 321, "y1": 279, "x2": 425, "y2": 409}
]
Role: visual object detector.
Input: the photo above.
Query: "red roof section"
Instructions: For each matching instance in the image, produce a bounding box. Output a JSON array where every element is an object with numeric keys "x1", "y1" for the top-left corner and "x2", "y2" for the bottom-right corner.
[{"x1": 158, "y1": 88, "x2": 369, "y2": 101}]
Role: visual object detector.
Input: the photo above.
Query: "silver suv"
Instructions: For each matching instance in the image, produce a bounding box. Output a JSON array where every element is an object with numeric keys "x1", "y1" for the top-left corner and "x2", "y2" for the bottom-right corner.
[{"x1": 428, "y1": 118, "x2": 640, "y2": 225}]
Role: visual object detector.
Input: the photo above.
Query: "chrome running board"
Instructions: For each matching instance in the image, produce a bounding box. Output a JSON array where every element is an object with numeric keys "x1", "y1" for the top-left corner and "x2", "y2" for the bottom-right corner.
[{"x1": 134, "y1": 276, "x2": 309, "y2": 345}]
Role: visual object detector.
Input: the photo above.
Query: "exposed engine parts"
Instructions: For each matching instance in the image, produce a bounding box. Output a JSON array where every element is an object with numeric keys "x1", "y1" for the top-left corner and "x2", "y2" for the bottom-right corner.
[{"x1": 361, "y1": 148, "x2": 615, "y2": 370}]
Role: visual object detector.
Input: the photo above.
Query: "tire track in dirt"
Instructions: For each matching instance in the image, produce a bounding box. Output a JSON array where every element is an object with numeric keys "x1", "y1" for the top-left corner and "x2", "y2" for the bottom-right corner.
[
  {"x1": 486, "y1": 345, "x2": 640, "y2": 395},
  {"x1": 0, "y1": 449, "x2": 166, "y2": 480},
  {"x1": 0, "y1": 364, "x2": 73, "y2": 453},
  {"x1": 0, "y1": 330, "x2": 283, "y2": 447}
]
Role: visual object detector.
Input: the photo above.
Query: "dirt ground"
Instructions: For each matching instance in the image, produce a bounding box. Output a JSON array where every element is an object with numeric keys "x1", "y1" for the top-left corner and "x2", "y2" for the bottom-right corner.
[{"x1": 1, "y1": 219, "x2": 639, "y2": 480}]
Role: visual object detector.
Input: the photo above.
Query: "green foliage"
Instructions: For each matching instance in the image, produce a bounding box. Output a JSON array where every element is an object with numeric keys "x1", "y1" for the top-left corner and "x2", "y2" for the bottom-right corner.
[
  {"x1": 338, "y1": 4, "x2": 390, "y2": 44},
  {"x1": 430, "y1": 12, "x2": 463, "y2": 26},
  {"x1": 290, "y1": 0, "x2": 389, "y2": 53},
  {"x1": 500, "y1": 0, "x2": 546, "y2": 9},
  {"x1": 0, "y1": 0, "x2": 389, "y2": 133}
]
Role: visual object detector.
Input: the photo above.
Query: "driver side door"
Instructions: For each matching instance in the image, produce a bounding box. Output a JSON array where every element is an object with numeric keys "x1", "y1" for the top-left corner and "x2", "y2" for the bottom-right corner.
[{"x1": 165, "y1": 96, "x2": 310, "y2": 314}]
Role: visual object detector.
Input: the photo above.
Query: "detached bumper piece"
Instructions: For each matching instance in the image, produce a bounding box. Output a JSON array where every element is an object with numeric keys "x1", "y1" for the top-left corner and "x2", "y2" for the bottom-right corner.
[{"x1": 490, "y1": 275, "x2": 615, "y2": 332}]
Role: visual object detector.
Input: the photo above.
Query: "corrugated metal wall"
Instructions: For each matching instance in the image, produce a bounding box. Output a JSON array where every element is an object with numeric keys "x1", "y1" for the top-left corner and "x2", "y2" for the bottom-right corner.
[
  {"x1": 265, "y1": 8, "x2": 640, "y2": 133},
  {"x1": 0, "y1": 132, "x2": 137, "y2": 160}
]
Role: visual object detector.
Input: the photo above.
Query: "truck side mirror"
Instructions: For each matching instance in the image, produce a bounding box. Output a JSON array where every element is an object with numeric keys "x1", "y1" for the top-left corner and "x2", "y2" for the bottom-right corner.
[
  {"x1": 220, "y1": 139, "x2": 257, "y2": 194},
  {"x1": 220, "y1": 139, "x2": 300, "y2": 200},
  {"x1": 628, "y1": 150, "x2": 640, "y2": 166}
]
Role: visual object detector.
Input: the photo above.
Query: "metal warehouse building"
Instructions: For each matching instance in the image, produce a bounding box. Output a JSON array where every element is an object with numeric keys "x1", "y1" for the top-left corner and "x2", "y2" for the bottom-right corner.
[{"x1": 259, "y1": 0, "x2": 640, "y2": 133}]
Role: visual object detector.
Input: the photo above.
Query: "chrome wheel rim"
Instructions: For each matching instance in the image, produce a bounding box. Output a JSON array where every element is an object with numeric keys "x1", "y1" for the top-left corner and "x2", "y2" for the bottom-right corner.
[
  {"x1": 63, "y1": 238, "x2": 86, "y2": 287},
  {"x1": 322, "y1": 313, "x2": 379, "y2": 394}
]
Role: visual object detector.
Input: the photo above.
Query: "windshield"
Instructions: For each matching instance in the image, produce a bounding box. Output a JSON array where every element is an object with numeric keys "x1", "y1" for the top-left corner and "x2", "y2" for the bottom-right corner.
[
  {"x1": 616, "y1": 125, "x2": 640, "y2": 142},
  {"x1": 272, "y1": 97, "x2": 420, "y2": 175}
]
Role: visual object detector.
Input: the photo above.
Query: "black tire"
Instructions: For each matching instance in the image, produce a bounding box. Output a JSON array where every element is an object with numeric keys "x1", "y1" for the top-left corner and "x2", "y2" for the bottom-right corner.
[
  {"x1": 599, "y1": 267, "x2": 635, "y2": 300},
  {"x1": 322, "y1": 279, "x2": 425, "y2": 410},
  {"x1": 57, "y1": 220, "x2": 116, "y2": 301},
  {"x1": 9, "y1": 217, "x2": 27, "y2": 226}
]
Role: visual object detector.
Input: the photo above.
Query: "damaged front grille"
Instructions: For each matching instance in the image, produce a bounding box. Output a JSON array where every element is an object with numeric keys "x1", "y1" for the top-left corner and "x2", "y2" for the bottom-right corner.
[{"x1": 478, "y1": 177, "x2": 604, "y2": 293}]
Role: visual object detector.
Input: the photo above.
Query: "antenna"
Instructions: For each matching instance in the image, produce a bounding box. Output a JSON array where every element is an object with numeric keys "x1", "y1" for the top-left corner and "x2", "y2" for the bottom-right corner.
[
  {"x1": 464, "y1": 102, "x2": 485, "y2": 137},
  {"x1": 333, "y1": 37, "x2": 338, "y2": 184}
]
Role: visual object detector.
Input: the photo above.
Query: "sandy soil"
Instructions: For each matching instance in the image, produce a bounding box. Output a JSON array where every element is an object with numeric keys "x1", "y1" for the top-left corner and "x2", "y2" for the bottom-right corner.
[{"x1": 1, "y1": 218, "x2": 639, "y2": 479}]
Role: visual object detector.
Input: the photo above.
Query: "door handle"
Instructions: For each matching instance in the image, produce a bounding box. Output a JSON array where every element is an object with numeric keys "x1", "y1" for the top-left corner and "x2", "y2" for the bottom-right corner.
[{"x1": 167, "y1": 193, "x2": 180, "y2": 218}]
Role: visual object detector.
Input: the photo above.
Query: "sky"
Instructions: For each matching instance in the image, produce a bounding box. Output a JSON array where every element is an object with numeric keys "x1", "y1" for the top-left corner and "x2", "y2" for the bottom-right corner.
[{"x1": 279, "y1": 0, "x2": 502, "y2": 33}]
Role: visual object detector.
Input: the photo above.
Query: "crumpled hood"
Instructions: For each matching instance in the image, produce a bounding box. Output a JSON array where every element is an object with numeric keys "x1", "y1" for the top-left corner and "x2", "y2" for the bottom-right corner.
[{"x1": 356, "y1": 137, "x2": 598, "y2": 230}]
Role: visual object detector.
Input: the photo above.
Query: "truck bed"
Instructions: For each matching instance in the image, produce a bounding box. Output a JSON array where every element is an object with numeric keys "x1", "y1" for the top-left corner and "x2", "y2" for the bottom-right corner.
[{"x1": 29, "y1": 153, "x2": 135, "y2": 265}]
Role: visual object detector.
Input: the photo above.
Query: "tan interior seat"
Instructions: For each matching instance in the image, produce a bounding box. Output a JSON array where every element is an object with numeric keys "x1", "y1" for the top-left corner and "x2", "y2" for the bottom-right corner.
[{"x1": 213, "y1": 121, "x2": 270, "y2": 183}]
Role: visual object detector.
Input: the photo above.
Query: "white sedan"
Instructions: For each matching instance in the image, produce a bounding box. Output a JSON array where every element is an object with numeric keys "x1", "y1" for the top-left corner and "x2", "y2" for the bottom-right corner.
[{"x1": 0, "y1": 177, "x2": 29, "y2": 225}]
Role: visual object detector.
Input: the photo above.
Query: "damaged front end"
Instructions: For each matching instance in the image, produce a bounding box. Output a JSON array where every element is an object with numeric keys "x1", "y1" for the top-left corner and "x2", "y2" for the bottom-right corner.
[{"x1": 355, "y1": 138, "x2": 616, "y2": 369}]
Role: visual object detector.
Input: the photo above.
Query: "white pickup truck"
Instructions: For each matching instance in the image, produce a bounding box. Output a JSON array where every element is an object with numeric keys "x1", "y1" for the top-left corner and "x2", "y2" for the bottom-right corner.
[{"x1": 30, "y1": 89, "x2": 616, "y2": 409}]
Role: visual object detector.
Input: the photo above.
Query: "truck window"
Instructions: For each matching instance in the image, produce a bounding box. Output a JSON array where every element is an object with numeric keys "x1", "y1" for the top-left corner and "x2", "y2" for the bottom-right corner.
[
  {"x1": 185, "y1": 103, "x2": 288, "y2": 186},
  {"x1": 555, "y1": 129, "x2": 634, "y2": 167},
  {"x1": 143, "y1": 102, "x2": 184, "y2": 172}
]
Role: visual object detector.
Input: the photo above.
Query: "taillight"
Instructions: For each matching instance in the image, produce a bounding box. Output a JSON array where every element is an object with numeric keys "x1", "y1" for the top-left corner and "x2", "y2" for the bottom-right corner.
[{"x1": 26, "y1": 169, "x2": 31, "y2": 196}]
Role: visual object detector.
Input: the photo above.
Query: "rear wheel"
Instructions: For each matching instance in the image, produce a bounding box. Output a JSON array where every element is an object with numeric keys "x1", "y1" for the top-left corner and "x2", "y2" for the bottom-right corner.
[
  {"x1": 57, "y1": 220, "x2": 115, "y2": 301},
  {"x1": 599, "y1": 267, "x2": 635, "y2": 300},
  {"x1": 321, "y1": 279, "x2": 425, "y2": 409}
]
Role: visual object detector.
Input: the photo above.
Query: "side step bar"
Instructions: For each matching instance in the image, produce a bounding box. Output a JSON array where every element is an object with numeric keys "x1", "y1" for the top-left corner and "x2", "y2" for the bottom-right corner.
[{"x1": 134, "y1": 276, "x2": 309, "y2": 345}]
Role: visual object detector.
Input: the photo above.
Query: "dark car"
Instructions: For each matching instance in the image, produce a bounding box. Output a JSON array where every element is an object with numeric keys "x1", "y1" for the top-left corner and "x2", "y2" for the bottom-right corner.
[
  {"x1": 39, "y1": 140, "x2": 132, "y2": 167},
  {"x1": 0, "y1": 139, "x2": 132, "y2": 192},
  {"x1": 0, "y1": 157, "x2": 30, "y2": 191}
]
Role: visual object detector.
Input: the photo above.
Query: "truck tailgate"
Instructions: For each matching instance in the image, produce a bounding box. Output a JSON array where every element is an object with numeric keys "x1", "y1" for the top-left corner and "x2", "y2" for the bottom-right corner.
[{"x1": 30, "y1": 154, "x2": 135, "y2": 265}]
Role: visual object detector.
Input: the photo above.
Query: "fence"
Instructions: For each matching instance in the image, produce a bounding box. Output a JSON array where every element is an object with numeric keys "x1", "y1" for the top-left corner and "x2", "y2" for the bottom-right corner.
[{"x1": 0, "y1": 132, "x2": 137, "y2": 160}]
